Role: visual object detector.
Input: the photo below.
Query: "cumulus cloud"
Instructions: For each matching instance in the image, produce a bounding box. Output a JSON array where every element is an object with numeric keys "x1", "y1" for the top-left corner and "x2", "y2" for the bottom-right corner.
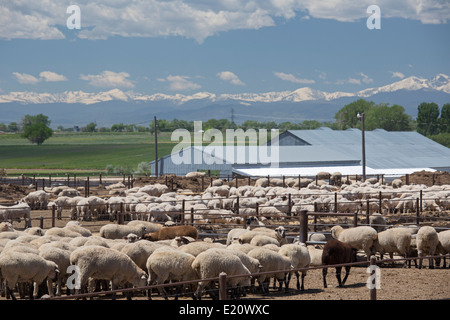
[
  {"x1": 12, "y1": 72, "x2": 41, "y2": 85},
  {"x1": 274, "y1": 72, "x2": 315, "y2": 84},
  {"x1": 335, "y1": 72, "x2": 373, "y2": 85},
  {"x1": 80, "y1": 71, "x2": 134, "y2": 88},
  {"x1": 217, "y1": 71, "x2": 245, "y2": 86},
  {"x1": 158, "y1": 75, "x2": 201, "y2": 91},
  {"x1": 390, "y1": 71, "x2": 405, "y2": 79},
  {"x1": 39, "y1": 71, "x2": 68, "y2": 82},
  {"x1": 1, "y1": 1, "x2": 448, "y2": 42},
  {"x1": 13, "y1": 71, "x2": 68, "y2": 84}
]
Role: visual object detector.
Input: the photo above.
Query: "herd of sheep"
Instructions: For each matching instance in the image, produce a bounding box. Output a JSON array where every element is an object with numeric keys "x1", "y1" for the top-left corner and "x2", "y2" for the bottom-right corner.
[{"x1": 0, "y1": 173, "x2": 449, "y2": 300}]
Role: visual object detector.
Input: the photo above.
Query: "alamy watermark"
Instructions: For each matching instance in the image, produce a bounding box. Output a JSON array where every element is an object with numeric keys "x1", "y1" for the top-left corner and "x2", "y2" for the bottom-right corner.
[
  {"x1": 367, "y1": 5, "x2": 381, "y2": 30},
  {"x1": 366, "y1": 264, "x2": 381, "y2": 289},
  {"x1": 66, "y1": 5, "x2": 81, "y2": 30},
  {"x1": 170, "y1": 121, "x2": 280, "y2": 167}
]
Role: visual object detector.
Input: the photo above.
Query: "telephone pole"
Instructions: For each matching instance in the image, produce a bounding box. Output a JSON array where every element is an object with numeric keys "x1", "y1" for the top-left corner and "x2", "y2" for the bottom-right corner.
[{"x1": 154, "y1": 116, "x2": 158, "y2": 177}]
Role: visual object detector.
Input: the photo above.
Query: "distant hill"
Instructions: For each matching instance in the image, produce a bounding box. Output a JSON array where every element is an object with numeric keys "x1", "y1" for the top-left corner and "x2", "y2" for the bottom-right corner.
[{"x1": 1, "y1": 74, "x2": 449, "y2": 127}]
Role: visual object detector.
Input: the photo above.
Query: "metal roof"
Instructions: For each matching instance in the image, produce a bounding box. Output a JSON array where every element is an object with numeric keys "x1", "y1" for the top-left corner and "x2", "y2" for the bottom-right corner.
[{"x1": 286, "y1": 128, "x2": 450, "y2": 170}]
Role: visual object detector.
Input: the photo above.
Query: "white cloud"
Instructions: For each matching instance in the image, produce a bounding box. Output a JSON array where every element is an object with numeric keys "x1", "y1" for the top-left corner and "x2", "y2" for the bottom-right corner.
[
  {"x1": 217, "y1": 71, "x2": 245, "y2": 86},
  {"x1": 39, "y1": 71, "x2": 68, "y2": 82},
  {"x1": 274, "y1": 72, "x2": 315, "y2": 84},
  {"x1": 359, "y1": 72, "x2": 373, "y2": 84},
  {"x1": 336, "y1": 72, "x2": 373, "y2": 85},
  {"x1": 390, "y1": 71, "x2": 405, "y2": 79},
  {"x1": 80, "y1": 71, "x2": 134, "y2": 88},
  {"x1": 13, "y1": 71, "x2": 68, "y2": 84},
  {"x1": 2, "y1": 1, "x2": 448, "y2": 41},
  {"x1": 158, "y1": 75, "x2": 201, "y2": 91},
  {"x1": 12, "y1": 72, "x2": 41, "y2": 85}
]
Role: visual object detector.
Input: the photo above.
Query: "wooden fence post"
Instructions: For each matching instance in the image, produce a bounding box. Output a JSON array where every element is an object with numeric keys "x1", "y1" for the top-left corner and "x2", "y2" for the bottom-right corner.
[
  {"x1": 219, "y1": 272, "x2": 227, "y2": 300},
  {"x1": 369, "y1": 255, "x2": 377, "y2": 300},
  {"x1": 52, "y1": 204, "x2": 56, "y2": 226},
  {"x1": 299, "y1": 209, "x2": 308, "y2": 244}
]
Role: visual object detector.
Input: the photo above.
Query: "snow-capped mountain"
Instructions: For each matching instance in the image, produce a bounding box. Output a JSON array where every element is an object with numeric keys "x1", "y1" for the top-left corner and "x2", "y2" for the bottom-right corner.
[
  {"x1": 0, "y1": 74, "x2": 449, "y2": 106},
  {"x1": 1, "y1": 74, "x2": 449, "y2": 126}
]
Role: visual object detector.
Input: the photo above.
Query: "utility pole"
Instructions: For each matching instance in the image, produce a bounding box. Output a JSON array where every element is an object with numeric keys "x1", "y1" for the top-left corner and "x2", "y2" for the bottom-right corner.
[
  {"x1": 154, "y1": 116, "x2": 158, "y2": 177},
  {"x1": 357, "y1": 112, "x2": 366, "y2": 182},
  {"x1": 231, "y1": 107, "x2": 235, "y2": 129}
]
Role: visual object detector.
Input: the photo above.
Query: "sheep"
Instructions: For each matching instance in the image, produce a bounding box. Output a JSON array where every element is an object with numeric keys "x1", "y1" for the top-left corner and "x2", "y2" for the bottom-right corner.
[
  {"x1": 120, "y1": 240, "x2": 164, "y2": 271},
  {"x1": 0, "y1": 221, "x2": 14, "y2": 232},
  {"x1": 416, "y1": 226, "x2": 439, "y2": 269},
  {"x1": 142, "y1": 225, "x2": 198, "y2": 241},
  {"x1": 64, "y1": 221, "x2": 92, "y2": 237},
  {"x1": 238, "y1": 226, "x2": 287, "y2": 245},
  {"x1": 44, "y1": 227, "x2": 82, "y2": 238},
  {"x1": 192, "y1": 249, "x2": 251, "y2": 300},
  {"x1": 321, "y1": 239, "x2": 357, "y2": 288},
  {"x1": 20, "y1": 190, "x2": 50, "y2": 210},
  {"x1": 0, "y1": 203, "x2": 32, "y2": 228},
  {"x1": 436, "y1": 230, "x2": 450, "y2": 268},
  {"x1": 127, "y1": 220, "x2": 163, "y2": 233},
  {"x1": 99, "y1": 223, "x2": 147, "y2": 240},
  {"x1": 279, "y1": 242, "x2": 310, "y2": 291},
  {"x1": 0, "y1": 251, "x2": 59, "y2": 299},
  {"x1": 369, "y1": 213, "x2": 387, "y2": 232},
  {"x1": 330, "y1": 225, "x2": 378, "y2": 260},
  {"x1": 374, "y1": 227, "x2": 412, "y2": 267},
  {"x1": 247, "y1": 247, "x2": 292, "y2": 294},
  {"x1": 146, "y1": 249, "x2": 197, "y2": 300},
  {"x1": 307, "y1": 245, "x2": 323, "y2": 266},
  {"x1": 250, "y1": 234, "x2": 281, "y2": 247},
  {"x1": 69, "y1": 245, "x2": 148, "y2": 299},
  {"x1": 179, "y1": 241, "x2": 225, "y2": 257},
  {"x1": 39, "y1": 247, "x2": 71, "y2": 296}
]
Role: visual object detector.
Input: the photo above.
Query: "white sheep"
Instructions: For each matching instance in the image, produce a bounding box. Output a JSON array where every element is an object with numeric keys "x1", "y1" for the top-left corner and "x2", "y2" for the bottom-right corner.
[
  {"x1": 44, "y1": 227, "x2": 82, "y2": 238},
  {"x1": 330, "y1": 225, "x2": 378, "y2": 260},
  {"x1": 179, "y1": 241, "x2": 225, "y2": 257},
  {"x1": 436, "y1": 230, "x2": 450, "y2": 267},
  {"x1": 247, "y1": 247, "x2": 292, "y2": 294},
  {"x1": 279, "y1": 242, "x2": 310, "y2": 291},
  {"x1": 374, "y1": 227, "x2": 412, "y2": 267},
  {"x1": 250, "y1": 234, "x2": 281, "y2": 247},
  {"x1": 146, "y1": 249, "x2": 197, "y2": 299},
  {"x1": 99, "y1": 223, "x2": 147, "y2": 240},
  {"x1": 416, "y1": 226, "x2": 439, "y2": 269},
  {"x1": 39, "y1": 247, "x2": 71, "y2": 296},
  {"x1": 20, "y1": 190, "x2": 50, "y2": 210},
  {"x1": 0, "y1": 203, "x2": 32, "y2": 228},
  {"x1": 0, "y1": 250, "x2": 59, "y2": 299},
  {"x1": 120, "y1": 240, "x2": 164, "y2": 271},
  {"x1": 192, "y1": 249, "x2": 251, "y2": 300},
  {"x1": 127, "y1": 220, "x2": 163, "y2": 233},
  {"x1": 69, "y1": 245, "x2": 148, "y2": 299},
  {"x1": 307, "y1": 245, "x2": 323, "y2": 266}
]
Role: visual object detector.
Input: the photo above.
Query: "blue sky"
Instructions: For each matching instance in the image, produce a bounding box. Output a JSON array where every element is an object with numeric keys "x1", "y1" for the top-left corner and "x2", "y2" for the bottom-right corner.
[{"x1": 1, "y1": 1, "x2": 449, "y2": 96}]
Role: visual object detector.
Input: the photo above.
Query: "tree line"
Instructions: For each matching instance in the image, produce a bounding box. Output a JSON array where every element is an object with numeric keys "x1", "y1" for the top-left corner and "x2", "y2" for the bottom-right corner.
[{"x1": 3, "y1": 99, "x2": 450, "y2": 147}]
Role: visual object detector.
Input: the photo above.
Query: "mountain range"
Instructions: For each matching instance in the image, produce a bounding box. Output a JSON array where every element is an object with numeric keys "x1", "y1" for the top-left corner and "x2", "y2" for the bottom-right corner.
[{"x1": 1, "y1": 74, "x2": 449, "y2": 127}]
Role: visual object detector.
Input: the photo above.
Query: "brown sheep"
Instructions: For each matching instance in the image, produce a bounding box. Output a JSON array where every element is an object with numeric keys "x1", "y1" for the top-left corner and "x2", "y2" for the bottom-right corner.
[
  {"x1": 142, "y1": 225, "x2": 198, "y2": 241},
  {"x1": 322, "y1": 239, "x2": 357, "y2": 288}
]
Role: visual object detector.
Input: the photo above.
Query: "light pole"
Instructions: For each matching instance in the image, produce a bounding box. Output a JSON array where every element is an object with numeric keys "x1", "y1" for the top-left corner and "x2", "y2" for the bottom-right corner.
[{"x1": 357, "y1": 112, "x2": 366, "y2": 182}]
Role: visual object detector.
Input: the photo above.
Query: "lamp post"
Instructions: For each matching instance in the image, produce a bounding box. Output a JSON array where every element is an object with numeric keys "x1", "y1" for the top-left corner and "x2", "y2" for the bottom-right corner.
[{"x1": 357, "y1": 112, "x2": 366, "y2": 182}]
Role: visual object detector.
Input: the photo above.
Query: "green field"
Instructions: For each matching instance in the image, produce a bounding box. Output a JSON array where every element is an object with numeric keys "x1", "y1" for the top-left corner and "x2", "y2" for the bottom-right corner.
[{"x1": 0, "y1": 132, "x2": 175, "y2": 175}]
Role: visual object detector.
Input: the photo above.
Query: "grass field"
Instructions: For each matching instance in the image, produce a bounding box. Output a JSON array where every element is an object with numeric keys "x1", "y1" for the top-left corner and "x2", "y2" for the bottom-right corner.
[{"x1": 0, "y1": 132, "x2": 175, "y2": 175}]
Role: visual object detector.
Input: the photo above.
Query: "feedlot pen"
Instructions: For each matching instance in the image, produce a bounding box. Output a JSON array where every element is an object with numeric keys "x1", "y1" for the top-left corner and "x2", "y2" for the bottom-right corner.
[{"x1": 0, "y1": 174, "x2": 449, "y2": 300}]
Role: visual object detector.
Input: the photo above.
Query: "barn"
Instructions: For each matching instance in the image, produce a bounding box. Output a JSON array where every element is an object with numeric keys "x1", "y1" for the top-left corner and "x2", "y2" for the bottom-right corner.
[{"x1": 149, "y1": 127, "x2": 450, "y2": 178}]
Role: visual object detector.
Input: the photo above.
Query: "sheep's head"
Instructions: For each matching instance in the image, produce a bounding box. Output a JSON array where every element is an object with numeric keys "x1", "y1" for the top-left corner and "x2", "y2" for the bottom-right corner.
[
  {"x1": 275, "y1": 226, "x2": 286, "y2": 239},
  {"x1": 330, "y1": 225, "x2": 343, "y2": 239}
]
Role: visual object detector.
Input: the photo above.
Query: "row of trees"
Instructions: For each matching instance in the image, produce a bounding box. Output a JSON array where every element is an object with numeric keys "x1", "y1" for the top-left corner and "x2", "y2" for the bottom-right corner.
[{"x1": 4, "y1": 99, "x2": 450, "y2": 147}]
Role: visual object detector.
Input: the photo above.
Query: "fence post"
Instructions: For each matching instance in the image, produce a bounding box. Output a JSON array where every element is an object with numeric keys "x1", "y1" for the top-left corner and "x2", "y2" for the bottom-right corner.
[
  {"x1": 299, "y1": 209, "x2": 308, "y2": 244},
  {"x1": 219, "y1": 272, "x2": 227, "y2": 300},
  {"x1": 416, "y1": 198, "x2": 420, "y2": 225},
  {"x1": 353, "y1": 211, "x2": 358, "y2": 227},
  {"x1": 52, "y1": 204, "x2": 56, "y2": 226},
  {"x1": 419, "y1": 190, "x2": 423, "y2": 213},
  {"x1": 370, "y1": 255, "x2": 377, "y2": 300},
  {"x1": 39, "y1": 216, "x2": 44, "y2": 229},
  {"x1": 287, "y1": 193, "x2": 292, "y2": 216},
  {"x1": 118, "y1": 202, "x2": 124, "y2": 225}
]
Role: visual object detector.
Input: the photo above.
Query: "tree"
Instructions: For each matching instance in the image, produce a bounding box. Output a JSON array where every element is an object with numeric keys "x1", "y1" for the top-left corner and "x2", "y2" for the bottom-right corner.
[
  {"x1": 416, "y1": 102, "x2": 440, "y2": 136},
  {"x1": 20, "y1": 114, "x2": 53, "y2": 145},
  {"x1": 364, "y1": 104, "x2": 413, "y2": 131},
  {"x1": 22, "y1": 122, "x2": 53, "y2": 145},
  {"x1": 85, "y1": 122, "x2": 97, "y2": 132},
  {"x1": 439, "y1": 103, "x2": 450, "y2": 134},
  {"x1": 334, "y1": 99, "x2": 376, "y2": 130}
]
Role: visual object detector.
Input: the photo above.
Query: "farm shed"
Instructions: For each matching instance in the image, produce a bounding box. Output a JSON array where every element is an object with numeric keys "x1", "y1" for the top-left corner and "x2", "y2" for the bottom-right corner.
[{"x1": 149, "y1": 127, "x2": 450, "y2": 177}]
